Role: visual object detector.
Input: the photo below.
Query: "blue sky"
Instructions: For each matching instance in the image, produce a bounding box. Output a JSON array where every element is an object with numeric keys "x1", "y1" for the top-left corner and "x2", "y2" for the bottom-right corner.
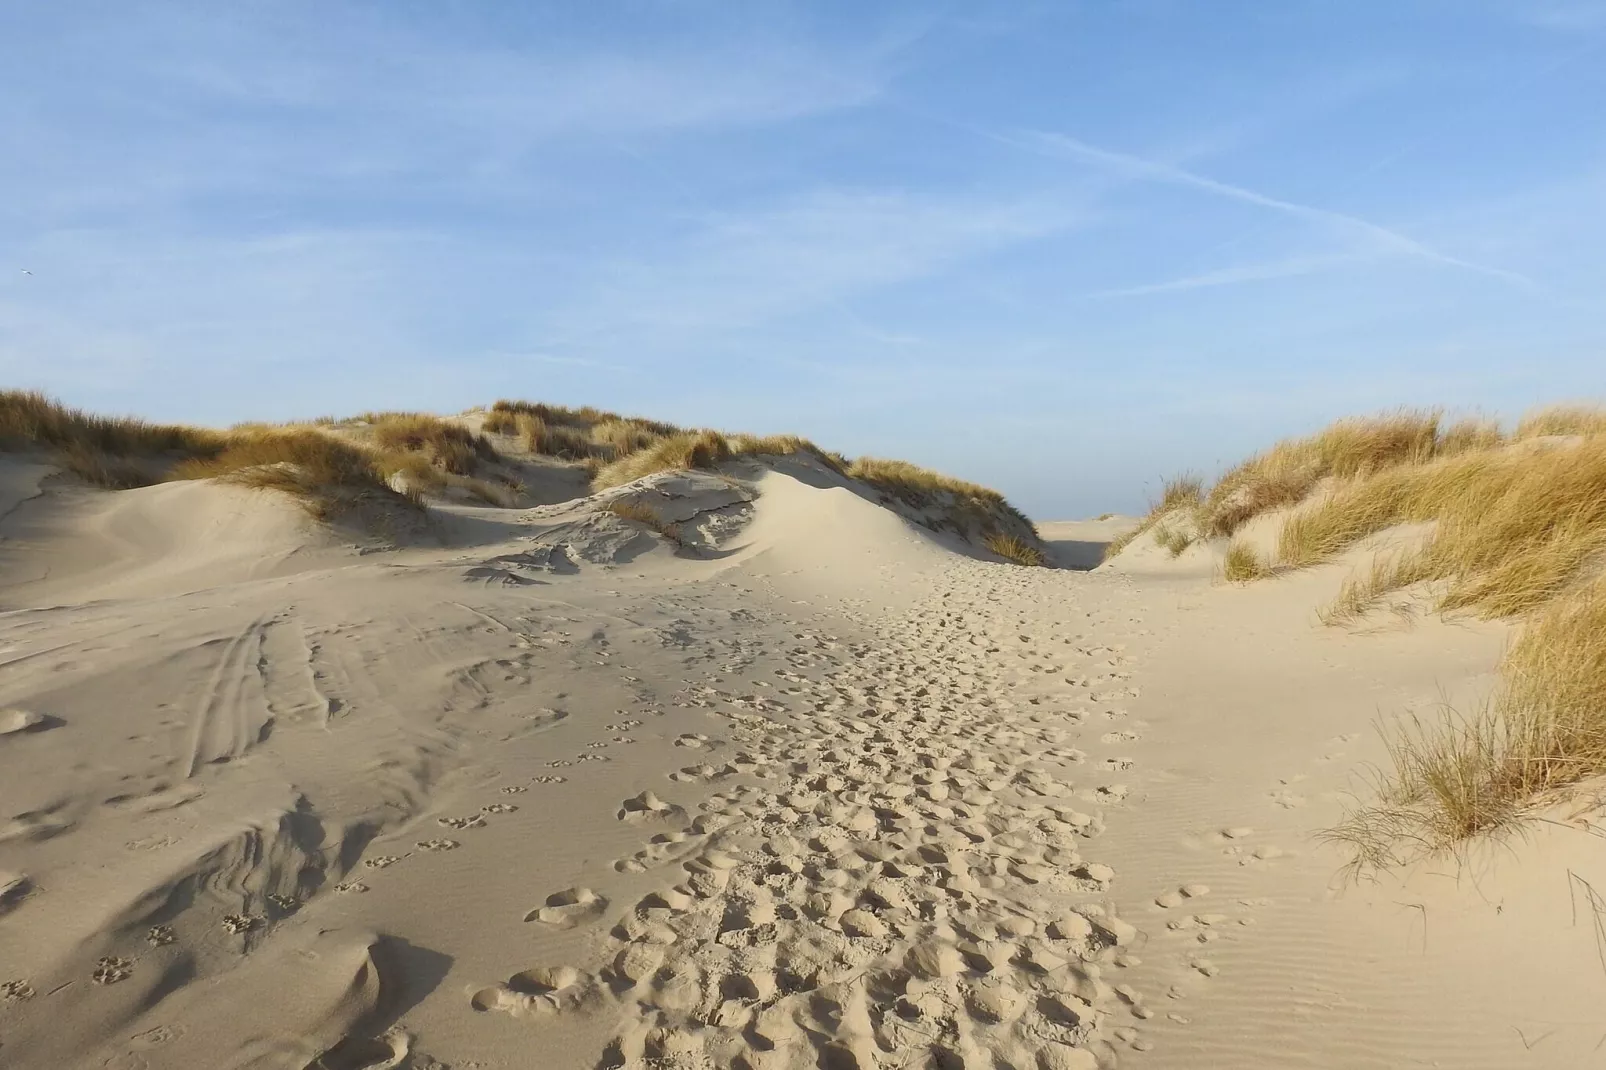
[{"x1": 2, "y1": 1, "x2": 1603, "y2": 518}]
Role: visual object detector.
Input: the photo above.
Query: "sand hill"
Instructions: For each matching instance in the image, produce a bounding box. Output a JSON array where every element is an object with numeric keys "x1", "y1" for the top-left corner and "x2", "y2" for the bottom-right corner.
[{"x1": 0, "y1": 398, "x2": 1603, "y2": 1069}]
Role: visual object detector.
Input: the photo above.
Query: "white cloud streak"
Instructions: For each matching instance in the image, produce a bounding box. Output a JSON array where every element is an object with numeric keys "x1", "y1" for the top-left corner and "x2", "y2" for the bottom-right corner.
[{"x1": 1008, "y1": 130, "x2": 1542, "y2": 292}]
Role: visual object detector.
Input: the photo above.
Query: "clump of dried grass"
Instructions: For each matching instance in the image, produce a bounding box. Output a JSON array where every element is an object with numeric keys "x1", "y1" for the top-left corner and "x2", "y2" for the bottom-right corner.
[
  {"x1": 0, "y1": 390, "x2": 224, "y2": 486},
  {"x1": 1221, "y1": 539, "x2": 1269, "y2": 582},
  {"x1": 362, "y1": 412, "x2": 495, "y2": 475},
  {"x1": 170, "y1": 430, "x2": 422, "y2": 519},
  {"x1": 1102, "y1": 474, "x2": 1203, "y2": 561},
  {"x1": 983, "y1": 531, "x2": 1046, "y2": 566},
  {"x1": 1289, "y1": 436, "x2": 1606, "y2": 618},
  {"x1": 1325, "y1": 577, "x2": 1606, "y2": 868},
  {"x1": 1515, "y1": 404, "x2": 1606, "y2": 440},
  {"x1": 604, "y1": 499, "x2": 686, "y2": 549},
  {"x1": 1199, "y1": 409, "x2": 1443, "y2": 538},
  {"x1": 592, "y1": 430, "x2": 734, "y2": 490}
]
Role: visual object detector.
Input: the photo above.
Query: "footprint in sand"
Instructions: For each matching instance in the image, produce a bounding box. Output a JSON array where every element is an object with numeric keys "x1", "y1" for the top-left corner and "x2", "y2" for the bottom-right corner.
[
  {"x1": 524, "y1": 887, "x2": 609, "y2": 929},
  {"x1": 146, "y1": 925, "x2": 177, "y2": 946},
  {"x1": 2, "y1": 979, "x2": 36, "y2": 1002},
  {"x1": 618, "y1": 790, "x2": 686, "y2": 824},
  {"x1": 437, "y1": 814, "x2": 487, "y2": 831},
  {"x1": 92, "y1": 957, "x2": 134, "y2": 985},
  {"x1": 531, "y1": 775, "x2": 567, "y2": 785}
]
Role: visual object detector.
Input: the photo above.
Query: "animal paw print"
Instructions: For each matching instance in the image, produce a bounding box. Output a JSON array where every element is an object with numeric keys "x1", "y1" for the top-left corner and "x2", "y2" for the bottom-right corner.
[
  {"x1": 222, "y1": 913, "x2": 263, "y2": 934},
  {"x1": 267, "y1": 894, "x2": 301, "y2": 912},
  {"x1": 364, "y1": 855, "x2": 403, "y2": 870},
  {"x1": 501, "y1": 785, "x2": 528, "y2": 795},
  {"x1": 146, "y1": 925, "x2": 177, "y2": 946},
  {"x1": 576, "y1": 753, "x2": 610, "y2": 763},
  {"x1": 531, "y1": 775, "x2": 567, "y2": 785},
  {"x1": 547, "y1": 760, "x2": 573, "y2": 769},
  {"x1": 416, "y1": 839, "x2": 460, "y2": 852},
  {"x1": 2, "y1": 979, "x2": 35, "y2": 1002},
  {"x1": 335, "y1": 881, "x2": 370, "y2": 893},
  {"x1": 92, "y1": 957, "x2": 134, "y2": 985},
  {"x1": 438, "y1": 815, "x2": 487, "y2": 830},
  {"x1": 586, "y1": 741, "x2": 610, "y2": 749},
  {"x1": 481, "y1": 803, "x2": 518, "y2": 814}
]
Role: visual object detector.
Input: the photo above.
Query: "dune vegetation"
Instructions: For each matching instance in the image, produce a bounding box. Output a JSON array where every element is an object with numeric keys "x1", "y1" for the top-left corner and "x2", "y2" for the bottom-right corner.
[
  {"x1": 1, "y1": 390, "x2": 1042, "y2": 559},
  {"x1": 1110, "y1": 403, "x2": 1606, "y2": 861}
]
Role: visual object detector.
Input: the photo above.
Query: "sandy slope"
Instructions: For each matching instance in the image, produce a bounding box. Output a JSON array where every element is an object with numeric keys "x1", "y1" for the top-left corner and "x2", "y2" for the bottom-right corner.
[{"x1": 1, "y1": 463, "x2": 1603, "y2": 1070}]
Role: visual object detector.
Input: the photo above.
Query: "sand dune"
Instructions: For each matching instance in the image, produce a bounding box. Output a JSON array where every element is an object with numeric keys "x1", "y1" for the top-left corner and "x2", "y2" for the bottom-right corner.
[{"x1": 1, "y1": 434, "x2": 1603, "y2": 1070}]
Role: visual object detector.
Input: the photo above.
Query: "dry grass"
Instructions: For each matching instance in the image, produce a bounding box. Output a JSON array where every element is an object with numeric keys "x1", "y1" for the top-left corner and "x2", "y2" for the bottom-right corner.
[
  {"x1": 1285, "y1": 436, "x2": 1606, "y2": 618},
  {"x1": 1199, "y1": 409, "x2": 1442, "y2": 538},
  {"x1": 1152, "y1": 524, "x2": 1195, "y2": 558},
  {"x1": 592, "y1": 431, "x2": 734, "y2": 491},
  {"x1": 1102, "y1": 474, "x2": 1204, "y2": 561},
  {"x1": 483, "y1": 400, "x2": 682, "y2": 465},
  {"x1": 604, "y1": 499, "x2": 686, "y2": 549},
  {"x1": 171, "y1": 429, "x2": 422, "y2": 519},
  {"x1": 983, "y1": 531, "x2": 1046, "y2": 567},
  {"x1": 1326, "y1": 577, "x2": 1606, "y2": 867},
  {"x1": 1221, "y1": 539, "x2": 1269, "y2": 582},
  {"x1": 1, "y1": 390, "x2": 223, "y2": 486},
  {"x1": 361, "y1": 412, "x2": 494, "y2": 475},
  {"x1": 1515, "y1": 404, "x2": 1606, "y2": 439}
]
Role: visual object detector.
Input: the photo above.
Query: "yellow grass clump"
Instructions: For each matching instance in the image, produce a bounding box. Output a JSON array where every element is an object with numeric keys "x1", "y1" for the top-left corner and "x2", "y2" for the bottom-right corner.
[
  {"x1": 983, "y1": 531, "x2": 1046, "y2": 567},
  {"x1": 1198, "y1": 409, "x2": 1442, "y2": 538},
  {"x1": 604, "y1": 499, "x2": 686, "y2": 549},
  {"x1": 591, "y1": 430, "x2": 734, "y2": 490},
  {"x1": 361, "y1": 412, "x2": 495, "y2": 475},
  {"x1": 1221, "y1": 539, "x2": 1269, "y2": 582},
  {"x1": 1102, "y1": 474, "x2": 1203, "y2": 561},
  {"x1": 1325, "y1": 577, "x2": 1606, "y2": 867},
  {"x1": 1514, "y1": 404, "x2": 1606, "y2": 440},
  {"x1": 0, "y1": 390, "x2": 224, "y2": 486},
  {"x1": 170, "y1": 430, "x2": 423, "y2": 519}
]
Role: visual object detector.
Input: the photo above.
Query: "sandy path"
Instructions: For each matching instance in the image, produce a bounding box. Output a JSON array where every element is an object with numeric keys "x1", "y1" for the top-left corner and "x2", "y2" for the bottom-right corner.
[{"x1": 5, "y1": 466, "x2": 1606, "y2": 1069}]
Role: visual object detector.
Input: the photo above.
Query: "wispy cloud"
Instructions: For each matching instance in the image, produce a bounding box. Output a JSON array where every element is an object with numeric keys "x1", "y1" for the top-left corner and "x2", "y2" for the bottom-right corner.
[
  {"x1": 1085, "y1": 253, "x2": 1370, "y2": 299},
  {"x1": 1002, "y1": 129, "x2": 1542, "y2": 292}
]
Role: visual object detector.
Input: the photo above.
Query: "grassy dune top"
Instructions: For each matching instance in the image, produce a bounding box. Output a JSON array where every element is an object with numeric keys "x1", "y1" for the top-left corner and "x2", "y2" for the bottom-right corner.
[
  {"x1": 1113, "y1": 404, "x2": 1606, "y2": 863},
  {"x1": 0, "y1": 391, "x2": 1042, "y2": 561}
]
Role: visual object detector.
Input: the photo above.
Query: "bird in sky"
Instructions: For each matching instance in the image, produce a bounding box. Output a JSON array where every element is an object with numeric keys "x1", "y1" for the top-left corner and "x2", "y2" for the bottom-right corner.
[{"x1": 19, "y1": 269, "x2": 32, "y2": 275}]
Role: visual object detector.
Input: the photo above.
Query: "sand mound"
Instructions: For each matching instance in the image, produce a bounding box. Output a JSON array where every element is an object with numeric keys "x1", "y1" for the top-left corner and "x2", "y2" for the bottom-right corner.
[{"x1": 1, "y1": 465, "x2": 341, "y2": 603}]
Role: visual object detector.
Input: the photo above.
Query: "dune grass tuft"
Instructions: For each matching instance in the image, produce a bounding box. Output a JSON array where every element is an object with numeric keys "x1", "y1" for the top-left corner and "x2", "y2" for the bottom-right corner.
[
  {"x1": 1101, "y1": 474, "x2": 1204, "y2": 561},
  {"x1": 1152, "y1": 524, "x2": 1195, "y2": 558},
  {"x1": 1326, "y1": 577, "x2": 1606, "y2": 867},
  {"x1": 983, "y1": 531, "x2": 1046, "y2": 567},
  {"x1": 1515, "y1": 404, "x2": 1606, "y2": 440},
  {"x1": 604, "y1": 499, "x2": 686, "y2": 549},
  {"x1": 1199, "y1": 409, "x2": 1443, "y2": 538},
  {"x1": 1, "y1": 390, "x2": 224, "y2": 486},
  {"x1": 1221, "y1": 539, "x2": 1269, "y2": 582},
  {"x1": 363, "y1": 412, "x2": 495, "y2": 475},
  {"x1": 170, "y1": 430, "x2": 422, "y2": 519},
  {"x1": 592, "y1": 430, "x2": 734, "y2": 490}
]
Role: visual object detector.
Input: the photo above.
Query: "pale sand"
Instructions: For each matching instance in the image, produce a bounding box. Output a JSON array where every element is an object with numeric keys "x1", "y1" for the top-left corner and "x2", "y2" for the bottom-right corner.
[{"x1": 1, "y1": 457, "x2": 1603, "y2": 1069}]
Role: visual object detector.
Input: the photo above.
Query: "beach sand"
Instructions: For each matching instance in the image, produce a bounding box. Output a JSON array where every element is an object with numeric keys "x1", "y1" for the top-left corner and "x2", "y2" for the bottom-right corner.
[{"x1": 2, "y1": 454, "x2": 1603, "y2": 1069}]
